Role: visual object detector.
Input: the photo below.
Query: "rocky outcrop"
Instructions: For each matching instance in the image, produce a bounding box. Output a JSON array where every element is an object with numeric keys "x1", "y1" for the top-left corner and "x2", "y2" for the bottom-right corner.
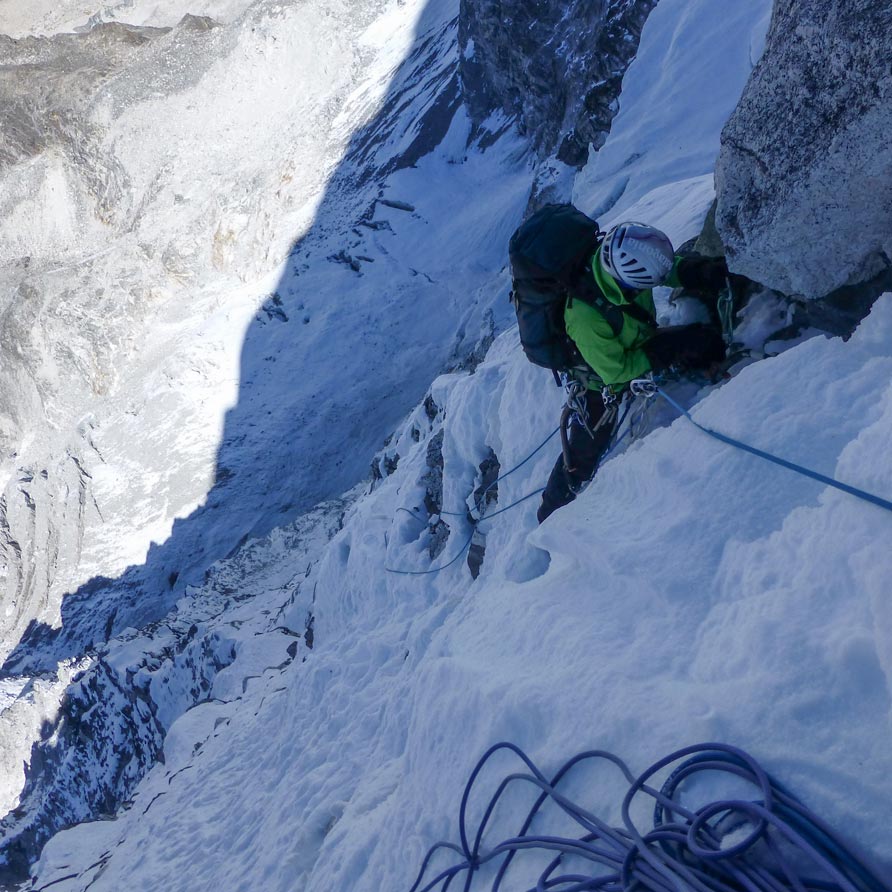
[
  {"x1": 459, "y1": 0, "x2": 658, "y2": 166},
  {"x1": 715, "y1": 0, "x2": 892, "y2": 298},
  {"x1": 0, "y1": 501, "x2": 342, "y2": 883}
]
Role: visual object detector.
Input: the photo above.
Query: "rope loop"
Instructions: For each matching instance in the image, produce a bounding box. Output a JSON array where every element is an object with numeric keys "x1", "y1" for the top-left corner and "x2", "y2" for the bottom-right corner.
[{"x1": 408, "y1": 742, "x2": 888, "y2": 892}]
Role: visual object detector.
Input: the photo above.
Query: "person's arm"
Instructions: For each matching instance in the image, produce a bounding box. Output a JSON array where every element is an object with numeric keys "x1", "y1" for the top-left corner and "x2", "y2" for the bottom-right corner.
[{"x1": 565, "y1": 301, "x2": 652, "y2": 387}]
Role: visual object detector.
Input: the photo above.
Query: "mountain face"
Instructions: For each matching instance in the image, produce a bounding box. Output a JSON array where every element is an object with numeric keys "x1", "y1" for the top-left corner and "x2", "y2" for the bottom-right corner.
[
  {"x1": 0, "y1": 0, "x2": 658, "y2": 880},
  {"x1": 715, "y1": 0, "x2": 892, "y2": 298},
  {"x1": 458, "y1": 0, "x2": 658, "y2": 165},
  {"x1": 2, "y1": 0, "x2": 892, "y2": 889}
]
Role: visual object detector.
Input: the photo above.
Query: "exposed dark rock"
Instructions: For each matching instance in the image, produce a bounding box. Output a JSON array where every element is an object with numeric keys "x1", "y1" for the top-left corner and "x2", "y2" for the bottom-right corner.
[
  {"x1": 428, "y1": 517, "x2": 451, "y2": 561},
  {"x1": 377, "y1": 199, "x2": 416, "y2": 213},
  {"x1": 448, "y1": 310, "x2": 496, "y2": 374},
  {"x1": 420, "y1": 431, "x2": 450, "y2": 559},
  {"x1": 369, "y1": 451, "x2": 400, "y2": 485},
  {"x1": 765, "y1": 264, "x2": 892, "y2": 345},
  {"x1": 343, "y1": 17, "x2": 462, "y2": 182},
  {"x1": 421, "y1": 431, "x2": 445, "y2": 518},
  {"x1": 466, "y1": 529, "x2": 486, "y2": 580},
  {"x1": 471, "y1": 447, "x2": 500, "y2": 518},
  {"x1": 716, "y1": 0, "x2": 892, "y2": 298},
  {"x1": 327, "y1": 250, "x2": 363, "y2": 273},
  {"x1": 423, "y1": 394, "x2": 440, "y2": 422},
  {"x1": 459, "y1": 0, "x2": 658, "y2": 165},
  {"x1": 259, "y1": 293, "x2": 288, "y2": 323},
  {"x1": 304, "y1": 612, "x2": 314, "y2": 650},
  {"x1": 465, "y1": 448, "x2": 500, "y2": 580}
]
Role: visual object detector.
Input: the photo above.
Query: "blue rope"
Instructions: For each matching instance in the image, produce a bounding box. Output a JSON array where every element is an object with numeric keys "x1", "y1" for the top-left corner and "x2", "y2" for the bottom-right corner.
[
  {"x1": 448, "y1": 427, "x2": 561, "y2": 518},
  {"x1": 385, "y1": 427, "x2": 560, "y2": 576},
  {"x1": 385, "y1": 489, "x2": 545, "y2": 577},
  {"x1": 408, "y1": 742, "x2": 888, "y2": 892},
  {"x1": 657, "y1": 387, "x2": 892, "y2": 515}
]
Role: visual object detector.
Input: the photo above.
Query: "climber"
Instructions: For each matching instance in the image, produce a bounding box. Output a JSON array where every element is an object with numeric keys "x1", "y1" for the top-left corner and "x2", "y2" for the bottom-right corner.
[{"x1": 535, "y1": 220, "x2": 739, "y2": 523}]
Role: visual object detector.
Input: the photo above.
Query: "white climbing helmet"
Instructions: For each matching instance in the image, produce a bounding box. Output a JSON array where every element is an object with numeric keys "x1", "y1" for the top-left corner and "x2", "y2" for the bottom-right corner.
[{"x1": 600, "y1": 222, "x2": 675, "y2": 289}]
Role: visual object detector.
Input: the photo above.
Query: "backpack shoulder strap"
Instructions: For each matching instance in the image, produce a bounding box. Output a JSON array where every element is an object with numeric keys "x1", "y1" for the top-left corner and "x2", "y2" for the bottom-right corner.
[{"x1": 571, "y1": 265, "x2": 657, "y2": 333}]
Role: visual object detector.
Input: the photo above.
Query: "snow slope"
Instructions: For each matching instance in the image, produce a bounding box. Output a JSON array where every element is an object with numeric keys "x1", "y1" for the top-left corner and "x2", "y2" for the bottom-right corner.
[
  {"x1": 6, "y1": 0, "x2": 892, "y2": 888},
  {"x1": 0, "y1": 0, "x2": 527, "y2": 663},
  {"x1": 35, "y1": 295, "x2": 892, "y2": 892}
]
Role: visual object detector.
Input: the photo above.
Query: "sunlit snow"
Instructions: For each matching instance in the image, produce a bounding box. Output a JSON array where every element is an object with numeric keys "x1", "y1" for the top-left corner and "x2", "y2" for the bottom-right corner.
[{"x1": 3, "y1": 0, "x2": 891, "y2": 888}]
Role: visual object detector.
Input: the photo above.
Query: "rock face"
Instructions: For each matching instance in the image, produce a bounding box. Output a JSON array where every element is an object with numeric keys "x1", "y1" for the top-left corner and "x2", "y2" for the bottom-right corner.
[
  {"x1": 0, "y1": 501, "x2": 341, "y2": 881},
  {"x1": 459, "y1": 0, "x2": 658, "y2": 166},
  {"x1": 715, "y1": 0, "x2": 892, "y2": 298}
]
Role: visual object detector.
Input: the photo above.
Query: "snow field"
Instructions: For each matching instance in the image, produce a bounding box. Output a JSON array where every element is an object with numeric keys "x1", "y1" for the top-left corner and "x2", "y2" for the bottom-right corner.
[
  {"x1": 18, "y1": 0, "x2": 892, "y2": 887},
  {"x1": 33, "y1": 292, "x2": 892, "y2": 891},
  {"x1": 574, "y1": 0, "x2": 773, "y2": 226}
]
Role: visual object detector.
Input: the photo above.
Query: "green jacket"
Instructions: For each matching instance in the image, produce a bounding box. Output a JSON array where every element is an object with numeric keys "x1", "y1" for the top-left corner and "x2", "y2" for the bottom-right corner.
[{"x1": 564, "y1": 246, "x2": 682, "y2": 390}]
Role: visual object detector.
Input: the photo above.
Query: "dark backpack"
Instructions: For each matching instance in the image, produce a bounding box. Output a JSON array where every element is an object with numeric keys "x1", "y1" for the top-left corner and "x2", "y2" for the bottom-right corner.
[{"x1": 508, "y1": 203, "x2": 655, "y2": 379}]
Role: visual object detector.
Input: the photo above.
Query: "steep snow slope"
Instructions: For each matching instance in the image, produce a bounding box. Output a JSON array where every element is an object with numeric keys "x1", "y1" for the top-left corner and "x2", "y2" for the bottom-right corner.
[
  {"x1": 26, "y1": 0, "x2": 892, "y2": 890},
  {"x1": 0, "y1": 0, "x2": 527, "y2": 665},
  {"x1": 0, "y1": 0, "x2": 534, "y2": 874},
  {"x1": 34, "y1": 297, "x2": 892, "y2": 892},
  {"x1": 573, "y1": 0, "x2": 772, "y2": 221}
]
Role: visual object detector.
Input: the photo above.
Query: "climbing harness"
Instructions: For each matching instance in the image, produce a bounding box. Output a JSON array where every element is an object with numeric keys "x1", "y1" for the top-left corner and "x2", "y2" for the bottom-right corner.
[
  {"x1": 408, "y1": 741, "x2": 888, "y2": 892},
  {"x1": 559, "y1": 376, "x2": 618, "y2": 476},
  {"x1": 657, "y1": 387, "x2": 892, "y2": 515}
]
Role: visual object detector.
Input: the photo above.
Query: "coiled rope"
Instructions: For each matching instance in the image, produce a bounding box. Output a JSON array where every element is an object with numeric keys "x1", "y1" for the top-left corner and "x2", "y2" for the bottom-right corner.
[{"x1": 408, "y1": 742, "x2": 888, "y2": 892}]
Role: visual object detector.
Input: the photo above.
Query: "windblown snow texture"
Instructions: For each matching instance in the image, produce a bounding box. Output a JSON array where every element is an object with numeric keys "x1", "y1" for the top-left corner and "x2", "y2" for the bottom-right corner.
[{"x1": 2, "y1": 0, "x2": 892, "y2": 889}]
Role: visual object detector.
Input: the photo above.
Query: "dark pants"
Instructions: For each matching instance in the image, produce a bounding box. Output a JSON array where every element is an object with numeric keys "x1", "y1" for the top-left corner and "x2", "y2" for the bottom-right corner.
[
  {"x1": 537, "y1": 389, "x2": 615, "y2": 523},
  {"x1": 536, "y1": 321, "x2": 726, "y2": 523}
]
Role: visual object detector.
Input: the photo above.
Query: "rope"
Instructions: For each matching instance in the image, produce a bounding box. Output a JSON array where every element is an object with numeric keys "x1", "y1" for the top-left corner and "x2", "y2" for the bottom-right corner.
[
  {"x1": 657, "y1": 387, "x2": 892, "y2": 515},
  {"x1": 385, "y1": 490, "x2": 546, "y2": 577},
  {"x1": 408, "y1": 742, "x2": 888, "y2": 892},
  {"x1": 388, "y1": 387, "x2": 653, "y2": 576},
  {"x1": 385, "y1": 427, "x2": 561, "y2": 576}
]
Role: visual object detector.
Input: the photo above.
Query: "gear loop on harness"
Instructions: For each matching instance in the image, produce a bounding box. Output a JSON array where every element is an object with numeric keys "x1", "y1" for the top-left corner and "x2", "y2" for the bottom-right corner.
[
  {"x1": 561, "y1": 375, "x2": 595, "y2": 437},
  {"x1": 559, "y1": 377, "x2": 619, "y2": 477},
  {"x1": 629, "y1": 373, "x2": 660, "y2": 399},
  {"x1": 600, "y1": 384, "x2": 618, "y2": 409}
]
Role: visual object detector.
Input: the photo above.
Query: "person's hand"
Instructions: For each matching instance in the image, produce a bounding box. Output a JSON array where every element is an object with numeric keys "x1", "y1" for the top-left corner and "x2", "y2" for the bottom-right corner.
[{"x1": 677, "y1": 256, "x2": 729, "y2": 293}]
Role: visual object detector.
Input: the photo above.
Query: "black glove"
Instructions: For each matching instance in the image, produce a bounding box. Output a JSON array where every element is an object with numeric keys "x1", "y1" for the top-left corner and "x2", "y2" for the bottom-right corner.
[
  {"x1": 676, "y1": 255, "x2": 729, "y2": 294},
  {"x1": 642, "y1": 324, "x2": 726, "y2": 372}
]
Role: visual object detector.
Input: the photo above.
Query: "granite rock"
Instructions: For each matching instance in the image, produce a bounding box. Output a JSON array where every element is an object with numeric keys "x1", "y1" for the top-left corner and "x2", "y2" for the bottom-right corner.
[{"x1": 716, "y1": 0, "x2": 892, "y2": 298}]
